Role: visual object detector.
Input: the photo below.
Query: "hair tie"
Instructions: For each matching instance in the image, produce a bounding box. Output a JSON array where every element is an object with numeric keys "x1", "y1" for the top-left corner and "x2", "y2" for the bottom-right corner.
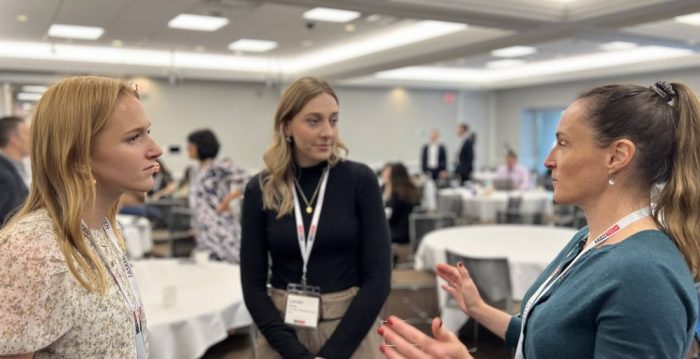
[{"x1": 651, "y1": 81, "x2": 676, "y2": 102}]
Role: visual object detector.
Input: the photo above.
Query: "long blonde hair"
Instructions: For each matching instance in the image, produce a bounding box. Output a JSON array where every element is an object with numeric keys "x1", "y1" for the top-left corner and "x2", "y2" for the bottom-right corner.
[
  {"x1": 579, "y1": 82, "x2": 700, "y2": 281},
  {"x1": 4, "y1": 76, "x2": 136, "y2": 294},
  {"x1": 262, "y1": 77, "x2": 347, "y2": 218}
]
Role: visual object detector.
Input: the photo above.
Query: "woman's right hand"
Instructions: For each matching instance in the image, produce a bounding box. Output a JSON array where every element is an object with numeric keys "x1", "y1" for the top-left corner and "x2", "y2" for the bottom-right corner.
[{"x1": 436, "y1": 262, "x2": 485, "y2": 318}]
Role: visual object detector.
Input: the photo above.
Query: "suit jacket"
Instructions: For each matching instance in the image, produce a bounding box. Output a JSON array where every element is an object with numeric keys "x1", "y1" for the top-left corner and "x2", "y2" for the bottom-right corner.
[
  {"x1": 421, "y1": 143, "x2": 447, "y2": 174},
  {"x1": 456, "y1": 133, "x2": 476, "y2": 178},
  {"x1": 0, "y1": 156, "x2": 28, "y2": 226}
]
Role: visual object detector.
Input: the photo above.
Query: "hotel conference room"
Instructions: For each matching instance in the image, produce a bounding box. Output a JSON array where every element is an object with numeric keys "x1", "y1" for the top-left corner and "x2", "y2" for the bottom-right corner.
[{"x1": 1, "y1": 0, "x2": 700, "y2": 358}]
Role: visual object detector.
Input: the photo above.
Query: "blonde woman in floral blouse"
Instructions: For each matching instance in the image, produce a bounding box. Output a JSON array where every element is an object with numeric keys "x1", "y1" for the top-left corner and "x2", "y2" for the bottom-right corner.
[{"x1": 0, "y1": 76, "x2": 162, "y2": 358}]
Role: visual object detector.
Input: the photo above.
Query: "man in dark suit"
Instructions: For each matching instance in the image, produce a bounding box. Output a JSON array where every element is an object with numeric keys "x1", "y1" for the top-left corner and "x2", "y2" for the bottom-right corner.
[
  {"x1": 0, "y1": 116, "x2": 30, "y2": 226},
  {"x1": 421, "y1": 129, "x2": 447, "y2": 180},
  {"x1": 455, "y1": 122, "x2": 476, "y2": 183}
]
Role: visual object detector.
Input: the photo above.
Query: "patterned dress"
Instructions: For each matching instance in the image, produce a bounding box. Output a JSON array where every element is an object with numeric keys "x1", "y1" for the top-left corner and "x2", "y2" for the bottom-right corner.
[
  {"x1": 189, "y1": 159, "x2": 249, "y2": 263},
  {"x1": 0, "y1": 210, "x2": 148, "y2": 358}
]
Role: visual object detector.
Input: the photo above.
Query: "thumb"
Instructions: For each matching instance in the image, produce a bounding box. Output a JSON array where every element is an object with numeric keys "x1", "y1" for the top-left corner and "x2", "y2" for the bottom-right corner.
[{"x1": 431, "y1": 317, "x2": 450, "y2": 341}]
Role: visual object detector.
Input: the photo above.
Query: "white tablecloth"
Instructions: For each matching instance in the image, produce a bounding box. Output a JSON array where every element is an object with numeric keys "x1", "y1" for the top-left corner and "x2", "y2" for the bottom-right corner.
[
  {"x1": 134, "y1": 259, "x2": 252, "y2": 359},
  {"x1": 117, "y1": 214, "x2": 153, "y2": 259},
  {"x1": 414, "y1": 225, "x2": 577, "y2": 331},
  {"x1": 438, "y1": 188, "x2": 553, "y2": 222}
]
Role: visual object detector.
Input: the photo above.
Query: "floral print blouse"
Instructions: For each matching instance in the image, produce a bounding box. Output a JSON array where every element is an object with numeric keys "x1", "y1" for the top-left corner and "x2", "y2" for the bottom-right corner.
[{"x1": 0, "y1": 209, "x2": 148, "y2": 358}]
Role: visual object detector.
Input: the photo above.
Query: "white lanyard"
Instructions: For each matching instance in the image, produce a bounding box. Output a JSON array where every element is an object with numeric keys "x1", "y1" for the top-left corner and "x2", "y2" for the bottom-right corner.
[
  {"x1": 291, "y1": 166, "x2": 330, "y2": 286},
  {"x1": 514, "y1": 207, "x2": 651, "y2": 359},
  {"x1": 81, "y1": 218, "x2": 147, "y2": 359}
]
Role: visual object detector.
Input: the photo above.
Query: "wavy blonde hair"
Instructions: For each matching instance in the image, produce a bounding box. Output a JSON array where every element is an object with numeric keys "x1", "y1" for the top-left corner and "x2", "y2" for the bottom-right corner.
[
  {"x1": 4, "y1": 76, "x2": 136, "y2": 294},
  {"x1": 580, "y1": 82, "x2": 700, "y2": 281},
  {"x1": 262, "y1": 77, "x2": 347, "y2": 218}
]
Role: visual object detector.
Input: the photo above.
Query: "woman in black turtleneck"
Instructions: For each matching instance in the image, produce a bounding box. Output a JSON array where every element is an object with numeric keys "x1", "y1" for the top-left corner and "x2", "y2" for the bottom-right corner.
[{"x1": 241, "y1": 77, "x2": 391, "y2": 359}]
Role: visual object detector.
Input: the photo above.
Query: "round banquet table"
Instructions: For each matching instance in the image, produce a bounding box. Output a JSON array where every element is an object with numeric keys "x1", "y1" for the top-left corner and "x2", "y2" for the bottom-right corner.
[
  {"x1": 133, "y1": 259, "x2": 252, "y2": 359},
  {"x1": 414, "y1": 225, "x2": 577, "y2": 331}
]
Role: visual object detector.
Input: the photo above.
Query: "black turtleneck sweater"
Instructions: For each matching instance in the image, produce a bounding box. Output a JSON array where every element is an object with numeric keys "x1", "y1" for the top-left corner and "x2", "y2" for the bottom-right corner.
[{"x1": 241, "y1": 160, "x2": 391, "y2": 359}]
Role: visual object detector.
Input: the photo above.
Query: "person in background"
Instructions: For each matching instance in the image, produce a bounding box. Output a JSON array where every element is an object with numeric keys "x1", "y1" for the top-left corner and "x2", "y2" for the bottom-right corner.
[
  {"x1": 454, "y1": 123, "x2": 476, "y2": 184},
  {"x1": 495, "y1": 150, "x2": 530, "y2": 190},
  {"x1": 0, "y1": 116, "x2": 30, "y2": 227},
  {"x1": 0, "y1": 76, "x2": 161, "y2": 358},
  {"x1": 148, "y1": 159, "x2": 175, "y2": 201},
  {"x1": 187, "y1": 129, "x2": 248, "y2": 263},
  {"x1": 421, "y1": 129, "x2": 447, "y2": 181},
  {"x1": 241, "y1": 76, "x2": 391, "y2": 358},
  {"x1": 383, "y1": 162, "x2": 420, "y2": 266},
  {"x1": 378, "y1": 81, "x2": 700, "y2": 359}
]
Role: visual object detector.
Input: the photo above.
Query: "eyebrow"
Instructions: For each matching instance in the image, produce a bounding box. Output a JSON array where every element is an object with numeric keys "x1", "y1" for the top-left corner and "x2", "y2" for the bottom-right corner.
[{"x1": 125, "y1": 123, "x2": 151, "y2": 134}]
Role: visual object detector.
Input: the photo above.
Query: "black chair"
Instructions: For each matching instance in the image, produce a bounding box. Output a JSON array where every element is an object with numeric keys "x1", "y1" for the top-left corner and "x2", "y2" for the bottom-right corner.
[
  {"x1": 496, "y1": 196, "x2": 523, "y2": 224},
  {"x1": 166, "y1": 206, "x2": 195, "y2": 257},
  {"x1": 408, "y1": 212, "x2": 457, "y2": 253},
  {"x1": 445, "y1": 251, "x2": 514, "y2": 353}
]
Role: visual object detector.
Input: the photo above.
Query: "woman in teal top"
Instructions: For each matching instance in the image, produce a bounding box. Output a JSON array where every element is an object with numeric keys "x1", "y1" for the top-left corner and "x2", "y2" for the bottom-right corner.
[{"x1": 378, "y1": 82, "x2": 700, "y2": 359}]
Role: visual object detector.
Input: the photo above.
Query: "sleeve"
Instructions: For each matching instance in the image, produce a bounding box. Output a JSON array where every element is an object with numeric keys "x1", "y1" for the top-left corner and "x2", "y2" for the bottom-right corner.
[
  {"x1": 592, "y1": 257, "x2": 696, "y2": 358},
  {"x1": 505, "y1": 315, "x2": 522, "y2": 347},
  {"x1": 239, "y1": 178, "x2": 314, "y2": 359},
  {"x1": 222, "y1": 162, "x2": 249, "y2": 194},
  {"x1": 318, "y1": 163, "x2": 392, "y2": 359},
  {"x1": 420, "y1": 146, "x2": 427, "y2": 173},
  {"x1": 0, "y1": 234, "x2": 74, "y2": 354}
]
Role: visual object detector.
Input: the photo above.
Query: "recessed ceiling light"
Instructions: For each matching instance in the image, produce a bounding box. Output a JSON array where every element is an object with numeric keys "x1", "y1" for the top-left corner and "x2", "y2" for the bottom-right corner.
[
  {"x1": 303, "y1": 7, "x2": 360, "y2": 23},
  {"x1": 112, "y1": 40, "x2": 123, "y2": 47},
  {"x1": 345, "y1": 24, "x2": 356, "y2": 32},
  {"x1": 228, "y1": 39, "x2": 278, "y2": 53},
  {"x1": 21, "y1": 85, "x2": 47, "y2": 93},
  {"x1": 599, "y1": 41, "x2": 637, "y2": 51},
  {"x1": 486, "y1": 59, "x2": 525, "y2": 69},
  {"x1": 168, "y1": 14, "x2": 229, "y2": 31},
  {"x1": 48, "y1": 24, "x2": 104, "y2": 40},
  {"x1": 675, "y1": 12, "x2": 700, "y2": 26},
  {"x1": 491, "y1": 46, "x2": 537, "y2": 58},
  {"x1": 16, "y1": 15, "x2": 28, "y2": 22},
  {"x1": 17, "y1": 92, "x2": 43, "y2": 101}
]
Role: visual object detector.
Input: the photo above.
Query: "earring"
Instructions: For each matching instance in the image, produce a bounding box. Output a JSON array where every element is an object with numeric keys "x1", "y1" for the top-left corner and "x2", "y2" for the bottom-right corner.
[
  {"x1": 608, "y1": 175, "x2": 615, "y2": 186},
  {"x1": 286, "y1": 136, "x2": 291, "y2": 143}
]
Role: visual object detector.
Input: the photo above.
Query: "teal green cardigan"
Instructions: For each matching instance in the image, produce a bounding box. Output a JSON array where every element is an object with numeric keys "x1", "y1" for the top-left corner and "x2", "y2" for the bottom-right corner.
[{"x1": 505, "y1": 229, "x2": 697, "y2": 358}]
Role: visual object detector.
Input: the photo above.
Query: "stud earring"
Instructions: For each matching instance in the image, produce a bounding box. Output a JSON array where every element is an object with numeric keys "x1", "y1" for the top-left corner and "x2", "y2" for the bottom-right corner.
[
  {"x1": 286, "y1": 136, "x2": 292, "y2": 143},
  {"x1": 608, "y1": 175, "x2": 615, "y2": 186}
]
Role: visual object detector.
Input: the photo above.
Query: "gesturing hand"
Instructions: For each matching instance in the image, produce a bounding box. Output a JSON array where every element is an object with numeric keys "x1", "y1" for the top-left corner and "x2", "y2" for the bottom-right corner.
[{"x1": 378, "y1": 316, "x2": 473, "y2": 359}]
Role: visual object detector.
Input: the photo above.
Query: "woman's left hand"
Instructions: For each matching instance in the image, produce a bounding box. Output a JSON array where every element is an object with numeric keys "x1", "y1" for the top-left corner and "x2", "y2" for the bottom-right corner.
[{"x1": 378, "y1": 316, "x2": 473, "y2": 359}]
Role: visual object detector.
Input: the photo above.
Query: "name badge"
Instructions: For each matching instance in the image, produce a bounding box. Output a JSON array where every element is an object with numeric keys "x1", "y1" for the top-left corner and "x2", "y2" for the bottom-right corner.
[{"x1": 284, "y1": 283, "x2": 321, "y2": 329}]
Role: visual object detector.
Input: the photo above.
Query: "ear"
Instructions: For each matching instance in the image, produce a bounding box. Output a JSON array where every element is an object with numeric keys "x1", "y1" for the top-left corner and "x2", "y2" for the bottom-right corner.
[
  {"x1": 605, "y1": 138, "x2": 636, "y2": 173},
  {"x1": 281, "y1": 121, "x2": 292, "y2": 138}
]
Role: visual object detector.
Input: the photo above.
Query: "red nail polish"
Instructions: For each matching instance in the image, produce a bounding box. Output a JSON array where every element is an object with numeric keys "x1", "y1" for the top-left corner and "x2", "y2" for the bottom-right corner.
[
  {"x1": 458, "y1": 262, "x2": 464, "y2": 268},
  {"x1": 386, "y1": 318, "x2": 394, "y2": 326},
  {"x1": 379, "y1": 345, "x2": 386, "y2": 353},
  {"x1": 378, "y1": 327, "x2": 385, "y2": 336}
]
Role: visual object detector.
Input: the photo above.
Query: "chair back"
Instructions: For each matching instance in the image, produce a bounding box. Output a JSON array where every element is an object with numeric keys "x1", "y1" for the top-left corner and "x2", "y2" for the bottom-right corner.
[
  {"x1": 409, "y1": 212, "x2": 457, "y2": 252},
  {"x1": 445, "y1": 251, "x2": 512, "y2": 305}
]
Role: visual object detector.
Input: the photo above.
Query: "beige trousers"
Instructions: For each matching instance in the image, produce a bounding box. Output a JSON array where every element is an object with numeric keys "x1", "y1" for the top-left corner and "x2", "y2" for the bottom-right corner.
[{"x1": 255, "y1": 286, "x2": 383, "y2": 359}]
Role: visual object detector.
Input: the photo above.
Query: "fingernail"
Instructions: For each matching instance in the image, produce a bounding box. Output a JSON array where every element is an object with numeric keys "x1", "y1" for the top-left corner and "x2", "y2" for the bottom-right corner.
[
  {"x1": 379, "y1": 345, "x2": 386, "y2": 353},
  {"x1": 438, "y1": 317, "x2": 443, "y2": 328},
  {"x1": 458, "y1": 262, "x2": 464, "y2": 268},
  {"x1": 383, "y1": 318, "x2": 394, "y2": 326},
  {"x1": 378, "y1": 327, "x2": 385, "y2": 336}
]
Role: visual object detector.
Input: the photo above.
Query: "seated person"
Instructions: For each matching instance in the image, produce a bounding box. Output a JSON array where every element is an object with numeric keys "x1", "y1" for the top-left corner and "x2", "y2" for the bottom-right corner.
[
  {"x1": 495, "y1": 150, "x2": 530, "y2": 190},
  {"x1": 383, "y1": 163, "x2": 419, "y2": 266}
]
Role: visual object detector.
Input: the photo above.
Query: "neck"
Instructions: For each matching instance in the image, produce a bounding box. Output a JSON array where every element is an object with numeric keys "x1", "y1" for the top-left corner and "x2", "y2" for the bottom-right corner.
[
  {"x1": 0, "y1": 147, "x2": 21, "y2": 162},
  {"x1": 82, "y1": 187, "x2": 120, "y2": 230},
  {"x1": 198, "y1": 158, "x2": 212, "y2": 167},
  {"x1": 294, "y1": 157, "x2": 323, "y2": 168},
  {"x1": 583, "y1": 186, "x2": 652, "y2": 243}
]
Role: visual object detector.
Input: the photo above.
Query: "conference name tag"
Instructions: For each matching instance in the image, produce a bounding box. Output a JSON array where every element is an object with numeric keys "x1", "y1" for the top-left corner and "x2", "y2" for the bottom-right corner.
[{"x1": 284, "y1": 283, "x2": 321, "y2": 329}]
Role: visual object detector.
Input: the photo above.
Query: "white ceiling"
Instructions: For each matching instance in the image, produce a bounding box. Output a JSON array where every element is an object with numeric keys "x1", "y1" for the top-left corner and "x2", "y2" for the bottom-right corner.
[{"x1": 1, "y1": 0, "x2": 700, "y2": 89}]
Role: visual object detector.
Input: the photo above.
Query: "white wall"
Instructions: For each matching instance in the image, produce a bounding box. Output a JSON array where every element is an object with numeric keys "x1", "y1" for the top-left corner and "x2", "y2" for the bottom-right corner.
[
  {"x1": 139, "y1": 79, "x2": 478, "y2": 178},
  {"x1": 491, "y1": 67, "x2": 700, "y2": 169}
]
